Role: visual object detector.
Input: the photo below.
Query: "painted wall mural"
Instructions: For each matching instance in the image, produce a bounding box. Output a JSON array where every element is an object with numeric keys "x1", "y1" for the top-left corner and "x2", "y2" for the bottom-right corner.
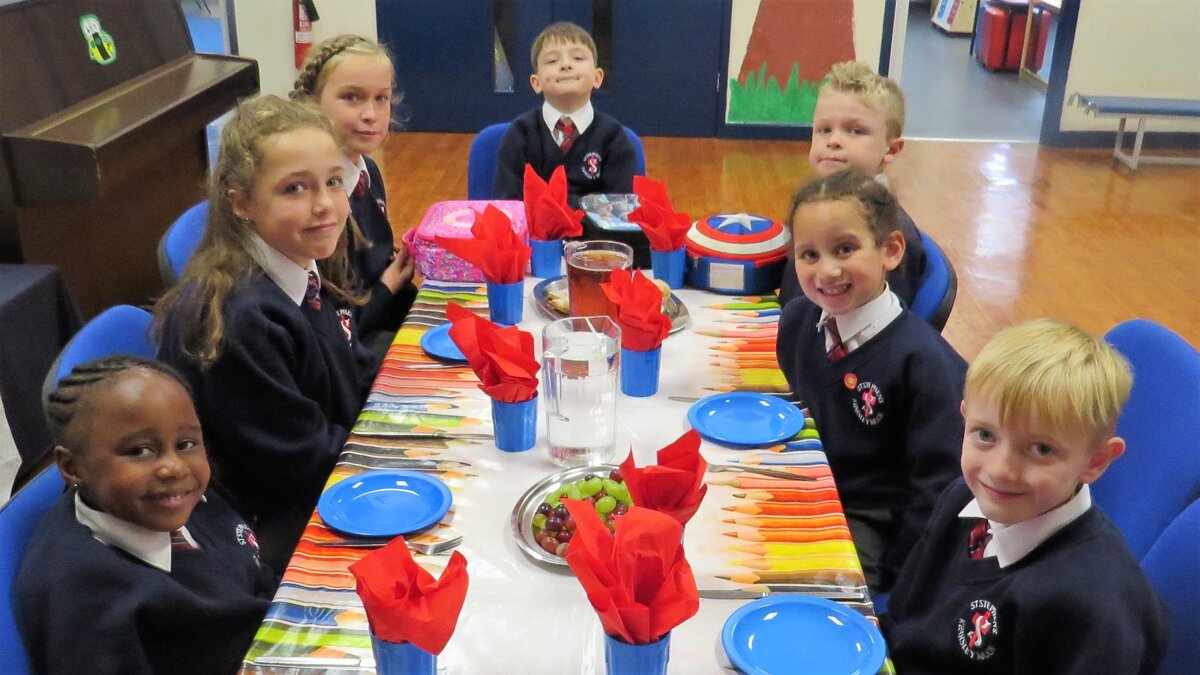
[{"x1": 727, "y1": 0, "x2": 857, "y2": 126}]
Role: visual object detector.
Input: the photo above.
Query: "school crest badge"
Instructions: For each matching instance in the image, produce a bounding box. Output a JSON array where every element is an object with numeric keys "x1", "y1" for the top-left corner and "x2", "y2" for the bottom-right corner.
[
  {"x1": 80, "y1": 15, "x2": 116, "y2": 66},
  {"x1": 850, "y1": 379, "x2": 884, "y2": 425},
  {"x1": 235, "y1": 523, "x2": 262, "y2": 566},
  {"x1": 582, "y1": 151, "x2": 602, "y2": 180},
  {"x1": 957, "y1": 599, "x2": 998, "y2": 661}
]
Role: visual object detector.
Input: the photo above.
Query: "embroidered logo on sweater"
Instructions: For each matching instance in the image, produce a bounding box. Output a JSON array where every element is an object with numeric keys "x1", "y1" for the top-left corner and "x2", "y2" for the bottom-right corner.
[
  {"x1": 235, "y1": 523, "x2": 262, "y2": 567},
  {"x1": 376, "y1": 197, "x2": 387, "y2": 216},
  {"x1": 849, "y1": 379, "x2": 884, "y2": 426},
  {"x1": 337, "y1": 308, "x2": 354, "y2": 342},
  {"x1": 582, "y1": 151, "x2": 602, "y2": 180},
  {"x1": 957, "y1": 599, "x2": 998, "y2": 660}
]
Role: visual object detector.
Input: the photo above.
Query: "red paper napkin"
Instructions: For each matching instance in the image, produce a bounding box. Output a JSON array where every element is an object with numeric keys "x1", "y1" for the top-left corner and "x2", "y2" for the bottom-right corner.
[
  {"x1": 627, "y1": 176, "x2": 691, "y2": 252},
  {"x1": 446, "y1": 302, "x2": 539, "y2": 402},
  {"x1": 348, "y1": 537, "x2": 469, "y2": 654},
  {"x1": 600, "y1": 268, "x2": 672, "y2": 351},
  {"x1": 562, "y1": 501, "x2": 700, "y2": 645},
  {"x1": 523, "y1": 165, "x2": 584, "y2": 241},
  {"x1": 434, "y1": 205, "x2": 531, "y2": 283},
  {"x1": 620, "y1": 430, "x2": 708, "y2": 527}
]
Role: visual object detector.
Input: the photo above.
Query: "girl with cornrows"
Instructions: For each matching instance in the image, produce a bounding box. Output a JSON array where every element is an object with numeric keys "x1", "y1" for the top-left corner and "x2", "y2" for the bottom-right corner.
[
  {"x1": 154, "y1": 95, "x2": 378, "y2": 572},
  {"x1": 293, "y1": 34, "x2": 417, "y2": 353},
  {"x1": 16, "y1": 356, "x2": 276, "y2": 674}
]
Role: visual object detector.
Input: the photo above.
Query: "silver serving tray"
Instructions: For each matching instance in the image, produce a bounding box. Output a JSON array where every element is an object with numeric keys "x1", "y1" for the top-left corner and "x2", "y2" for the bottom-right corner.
[
  {"x1": 510, "y1": 464, "x2": 618, "y2": 566},
  {"x1": 531, "y1": 276, "x2": 691, "y2": 333}
]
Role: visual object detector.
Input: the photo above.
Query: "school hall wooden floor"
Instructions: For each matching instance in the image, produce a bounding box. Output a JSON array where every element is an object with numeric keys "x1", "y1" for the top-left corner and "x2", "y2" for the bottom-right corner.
[{"x1": 380, "y1": 134, "x2": 1200, "y2": 361}]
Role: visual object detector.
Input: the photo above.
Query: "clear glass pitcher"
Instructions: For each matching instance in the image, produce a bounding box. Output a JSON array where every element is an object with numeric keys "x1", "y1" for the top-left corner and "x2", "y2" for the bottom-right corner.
[
  {"x1": 541, "y1": 316, "x2": 621, "y2": 467},
  {"x1": 563, "y1": 240, "x2": 633, "y2": 319}
]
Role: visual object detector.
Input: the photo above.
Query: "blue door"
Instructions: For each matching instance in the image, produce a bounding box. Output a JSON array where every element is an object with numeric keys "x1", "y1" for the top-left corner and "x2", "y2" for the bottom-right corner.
[{"x1": 377, "y1": 0, "x2": 724, "y2": 137}]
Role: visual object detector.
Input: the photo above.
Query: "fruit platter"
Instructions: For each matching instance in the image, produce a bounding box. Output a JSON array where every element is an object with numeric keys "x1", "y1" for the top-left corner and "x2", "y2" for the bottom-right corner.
[
  {"x1": 511, "y1": 465, "x2": 632, "y2": 566},
  {"x1": 531, "y1": 276, "x2": 691, "y2": 333}
]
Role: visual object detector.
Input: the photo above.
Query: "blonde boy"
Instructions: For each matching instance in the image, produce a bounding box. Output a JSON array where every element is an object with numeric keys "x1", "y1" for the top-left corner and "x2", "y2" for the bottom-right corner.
[
  {"x1": 492, "y1": 21, "x2": 637, "y2": 204},
  {"x1": 780, "y1": 61, "x2": 927, "y2": 308},
  {"x1": 885, "y1": 319, "x2": 1170, "y2": 673}
]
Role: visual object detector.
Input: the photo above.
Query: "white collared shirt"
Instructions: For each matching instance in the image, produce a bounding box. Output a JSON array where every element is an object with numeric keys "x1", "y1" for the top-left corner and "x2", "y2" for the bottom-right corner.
[
  {"x1": 248, "y1": 232, "x2": 319, "y2": 307},
  {"x1": 958, "y1": 484, "x2": 1093, "y2": 568},
  {"x1": 542, "y1": 101, "x2": 595, "y2": 144},
  {"x1": 817, "y1": 285, "x2": 903, "y2": 355},
  {"x1": 74, "y1": 492, "x2": 199, "y2": 573},
  {"x1": 341, "y1": 153, "x2": 369, "y2": 198}
]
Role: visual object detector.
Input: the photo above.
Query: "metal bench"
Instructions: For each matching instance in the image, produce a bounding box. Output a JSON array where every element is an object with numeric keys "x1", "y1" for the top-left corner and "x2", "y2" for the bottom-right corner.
[{"x1": 1070, "y1": 94, "x2": 1200, "y2": 170}]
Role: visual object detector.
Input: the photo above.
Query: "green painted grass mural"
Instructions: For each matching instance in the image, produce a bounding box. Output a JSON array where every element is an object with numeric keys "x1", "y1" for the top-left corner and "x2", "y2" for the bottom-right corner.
[{"x1": 727, "y1": 63, "x2": 820, "y2": 126}]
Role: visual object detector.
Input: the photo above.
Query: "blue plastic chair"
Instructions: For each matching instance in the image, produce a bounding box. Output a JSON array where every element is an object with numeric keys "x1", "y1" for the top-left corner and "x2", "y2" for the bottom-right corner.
[
  {"x1": 40, "y1": 305, "x2": 157, "y2": 407},
  {"x1": 466, "y1": 122, "x2": 647, "y2": 200},
  {"x1": 156, "y1": 201, "x2": 209, "y2": 286},
  {"x1": 0, "y1": 467, "x2": 66, "y2": 674},
  {"x1": 1091, "y1": 319, "x2": 1200, "y2": 560},
  {"x1": 1142, "y1": 499, "x2": 1200, "y2": 673},
  {"x1": 909, "y1": 231, "x2": 957, "y2": 332}
]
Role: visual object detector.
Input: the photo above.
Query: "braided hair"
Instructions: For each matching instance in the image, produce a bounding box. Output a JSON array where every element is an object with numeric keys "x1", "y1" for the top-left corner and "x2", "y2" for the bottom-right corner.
[
  {"x1": 46, "y1": 355, "x2": 192, "y2": 450},
  {"x1": 291, "y1": 34, "x2": 395, "y2": 103}
]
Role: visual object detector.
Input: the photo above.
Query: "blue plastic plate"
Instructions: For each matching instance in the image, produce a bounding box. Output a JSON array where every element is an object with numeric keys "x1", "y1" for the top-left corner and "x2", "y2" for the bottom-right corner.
[
  {"x1": 687, "y1": 392, "x2": 804, "y2": 447},
  {"x1": 318, "y1": 470, "x2": 452, "y2": 538},
  {"x1": 420, "y1": 323, "x2": 467, "y2": 362},
  {"x1": 722, "y1": 596, "x2": 886, "y2": 675}
]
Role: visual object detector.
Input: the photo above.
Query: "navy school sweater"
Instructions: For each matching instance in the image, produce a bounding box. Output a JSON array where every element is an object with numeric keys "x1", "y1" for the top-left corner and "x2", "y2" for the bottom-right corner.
[
  {"x1": 492, "y1": 107, "x2": 637, "y2": 206},
  {"x1": 778, "y1": 204, "x2": 927, "y2": 308},
  {"x1": 777, "y1": 298, "x2": 966, "y2": 582},
  {"x1": 16, "y1": 491, "x2": 276, "y2": 675},
  {"x1": 885, "y1": 479, "x2": 1170, "y2": 674},
  {"x1": 348, "y1": 155, "x2": 402, "y2": 333},
  {"x1": 157, "y1": 275, "x2": 378, "y2": 570}
]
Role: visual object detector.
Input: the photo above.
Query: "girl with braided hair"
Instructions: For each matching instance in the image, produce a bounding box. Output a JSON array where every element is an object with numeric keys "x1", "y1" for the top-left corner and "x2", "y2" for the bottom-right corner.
[
  {"x1": 16, "y1": 355, "x2": 276, "y2": 674},
  {"x1": 154, "y1": 94, "x2": 378, "y2": 572},
  {"x1": 293, "y1": 34, "x2": 417, "y2": 353}
]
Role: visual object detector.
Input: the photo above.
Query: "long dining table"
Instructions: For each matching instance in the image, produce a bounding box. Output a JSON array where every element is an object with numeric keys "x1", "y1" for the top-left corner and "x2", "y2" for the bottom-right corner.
[{"x1": 238, "y1": 277, "x2": 887, "y2": 674}]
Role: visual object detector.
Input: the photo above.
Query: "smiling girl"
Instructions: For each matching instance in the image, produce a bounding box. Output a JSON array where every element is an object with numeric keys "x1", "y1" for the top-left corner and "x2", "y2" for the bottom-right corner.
[
  {"x1": 17, "y1": 356, "x2": 275, "y2": 674},
  {"x1": 154, "y1": 95, "x2": 378, "y2": 572}
]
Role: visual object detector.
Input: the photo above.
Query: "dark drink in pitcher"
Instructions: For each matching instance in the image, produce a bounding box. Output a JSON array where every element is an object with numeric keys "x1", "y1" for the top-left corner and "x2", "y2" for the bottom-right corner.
[{"x1": 566, "y1": 241, "x2": 633, "y2": 318}]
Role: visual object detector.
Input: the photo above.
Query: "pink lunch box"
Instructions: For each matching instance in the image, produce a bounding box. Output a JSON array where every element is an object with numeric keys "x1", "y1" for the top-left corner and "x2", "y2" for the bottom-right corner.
[{"x1": 402, "y1": 200, "x2": 529, "y2": 281}]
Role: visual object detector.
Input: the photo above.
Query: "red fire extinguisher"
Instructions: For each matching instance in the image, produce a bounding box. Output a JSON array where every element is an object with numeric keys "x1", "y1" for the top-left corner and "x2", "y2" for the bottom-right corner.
[{"x1": 294, "y1": 0, "x2": 320, "y2": 69}]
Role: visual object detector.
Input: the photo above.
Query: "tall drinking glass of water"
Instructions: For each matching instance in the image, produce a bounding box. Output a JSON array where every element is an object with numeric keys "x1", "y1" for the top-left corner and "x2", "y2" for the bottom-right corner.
[
  {"x1": 542, "y1": 316, "x2": 621, "y2": 467},
  {"x1": 565, "y1": 240, "x2": 633, "y2": 319}
]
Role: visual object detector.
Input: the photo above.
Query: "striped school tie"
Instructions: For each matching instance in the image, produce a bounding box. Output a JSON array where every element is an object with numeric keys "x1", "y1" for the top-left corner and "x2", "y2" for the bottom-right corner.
[
  {"x1": 825, "y1": 318, "x2": 848, "y2": 362},
  {"x1": 555, "y1": 116, "x2": 578, "y2": 152},
  {"x1": 305, "y1": 271, "x2": 322, "y2": 310},
  {"x1": 170, "y1": 529, "x2": 199, "y2": 551},
  {"x1": 353, "y1": 170, "x2": 368, "y2": 198},
  {"x1": 968, "y1": 519, "x2": 992, "y2": 559}
]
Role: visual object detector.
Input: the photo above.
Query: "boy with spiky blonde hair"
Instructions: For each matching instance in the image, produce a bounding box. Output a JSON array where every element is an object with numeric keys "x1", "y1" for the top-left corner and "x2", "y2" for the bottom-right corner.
[
  {"x1": 780, "y1": 61, "x2": 927, "y2": 310},
  {"x1": 885, "y1": 319, "x2": 1170, "y2": 673}
]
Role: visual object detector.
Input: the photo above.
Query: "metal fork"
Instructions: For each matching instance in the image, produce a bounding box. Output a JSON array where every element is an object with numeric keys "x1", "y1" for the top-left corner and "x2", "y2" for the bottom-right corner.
[
  {"x1": 315, "y1": 534, "x2": 463, "y2": 555},
  {"x1": 706, "y1": 464, "x2": 815, "y2": 481}
]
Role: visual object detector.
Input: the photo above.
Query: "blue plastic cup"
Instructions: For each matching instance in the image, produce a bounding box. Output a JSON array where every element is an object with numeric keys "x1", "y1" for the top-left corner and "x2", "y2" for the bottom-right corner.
[
  {"x1": 650, "y1": 247, "x2": 686, "y2": 289},
  {"x1": 620, "y1": 347, "x2": 661, "y2": 398},
  {"x1": 604, "y1": 631, "x2": 670, "y2": 675},
  {"x1": 369, "y1": 632, "x2": 436, "y2": 675},
  {"x1": 487, "y1": 280, "x2": 524, "y2": 325},
  {"x1": 492, "y1": 396, "x2": 537, "y2": 452},
  {"x1": 529, "y1": 238, "x2": 564, "y2": 278}
]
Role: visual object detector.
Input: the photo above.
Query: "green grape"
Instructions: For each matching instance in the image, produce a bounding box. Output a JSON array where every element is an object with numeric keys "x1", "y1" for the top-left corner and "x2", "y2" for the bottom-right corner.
[
  {"x1": 579, "y1": 477, "x2": 604, "y2": 497},
  {"x1": 565, "y1": 483, "x2": 584, "y2": 501},
  {"x1": 609, "y1": 482, "x2": 633, "y2": 506},
  {"x1": 595, "y1": 495, "x2": 617, "y2": 515},
  {"x1": 532, "y1": 513, "x2": 547, "y2": 529},
  {"x1": 602, "y1": 479, "x2": 622, "y2": 495},
  {"x1": 798, "y1": 428, "x2": 820, "y2": 440}
]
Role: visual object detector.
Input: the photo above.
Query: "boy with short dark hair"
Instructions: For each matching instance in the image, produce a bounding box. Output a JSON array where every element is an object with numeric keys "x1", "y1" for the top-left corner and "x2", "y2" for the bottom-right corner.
[
  {"x1": 492, "y1": 21, "x2": 637, "y2": 204},
  {"x1": 779, "y1": 61, "x2": 927, "y2": 309},
  {"x1": 884, "y1": 319, "x2": 1170, "y2": 673},
  {"x1": 777, "y1": 169, "x2": 965, "y2": 593}
]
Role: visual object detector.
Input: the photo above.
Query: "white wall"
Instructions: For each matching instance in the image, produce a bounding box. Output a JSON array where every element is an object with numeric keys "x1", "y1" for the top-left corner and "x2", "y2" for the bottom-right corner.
[
  {"x1": 1060, "y1": 0, "x2": 1200, "y2": 133},
  {"x1": 232, "y1": 0, "x2": 378, "y2": 97}
]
